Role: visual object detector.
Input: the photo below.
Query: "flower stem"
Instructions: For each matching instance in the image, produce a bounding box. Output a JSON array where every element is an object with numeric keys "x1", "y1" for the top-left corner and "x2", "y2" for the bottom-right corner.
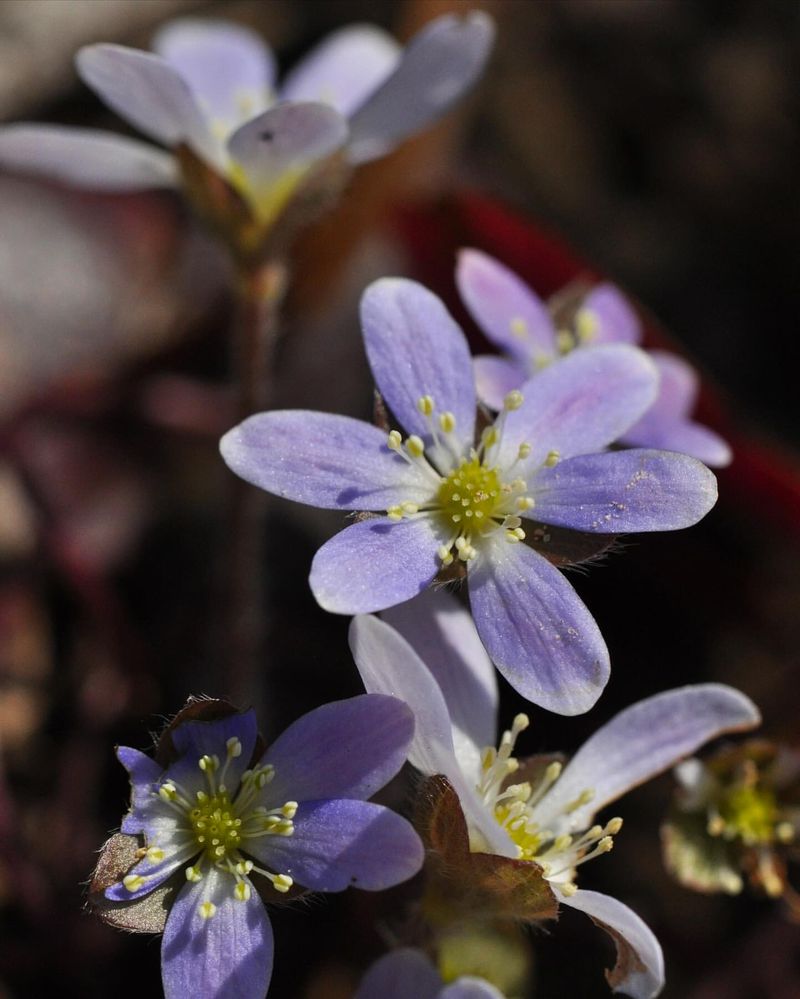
[{"x1": 224, "y1": 259, "x2": 287, "y2": 708}]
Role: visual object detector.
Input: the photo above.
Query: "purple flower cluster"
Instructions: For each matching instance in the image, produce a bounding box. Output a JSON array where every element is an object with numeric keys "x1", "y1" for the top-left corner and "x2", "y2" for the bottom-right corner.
[{"x1": 222, "y1": 276, "x2": 718, "y2": 715}]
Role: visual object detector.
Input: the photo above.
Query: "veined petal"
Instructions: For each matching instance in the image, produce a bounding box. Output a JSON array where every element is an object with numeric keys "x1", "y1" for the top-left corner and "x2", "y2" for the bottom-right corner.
[
  {"x1": 161, "y1": 868, "x2": 273, "y2": 999},
  {"x1": 226, "y1": 102, "x2": 347, "y2": 219},
  {"x1": 76, "y1": 44, "x2": 220, "y2": 167},
  {"x1": 529, "y1": 450, "x2": 718, "y2": 533},
  {"x1": 621, "y1": 352, "x2": 731, "y2": 467},
  {"x1": 347, "y1": 11, "x2": 495, "y2": 163},
  {"x1": 220, "y1": 410, "x2": 432, "y2": 510},
  {"x1": 349, "y1": 614, "x2": 511, "y2": 856},
  {"x1": 577, "y1": 284, "x2": 642, "y2": 346},
  {"x1": 441, "y1": 980, "x2": 506, "y2": 999},
  {"x1": 497, "y1": 346, "x2": 658, "y2": 472},
  {"x1": 117, "y1": 746, "x2": 163, "y2": 834},
  {"x1": 468, "y1": 536, "x2": 609, "y2": 716},
  {"x1": 457, "y1": 248, "x2": 557, "y2": 361},
  {"x1": 361, "y1": 278, "x2": 476, "y2": 451},
  {"x1": 310, "y1": 515, "x2": 444, "y2": 615},
  {"x1": 473, "y1": 355, "x2": 526, "y2": 412},
  {"x1": 259, "y1": 694, "x2": 414, "y2": 804},
  {"x1": 171, "y1": 709, "x2": 258, "y2": 793},
  {"x1": 533, "y1": 685, "x2": 761, "y2": 834},
  {"x1": 153, "y1": 18, "x2": 275, "y2": 129},
  {"x1": 280, "y1": 25, "x2": 401, "y2": 117},
  {"x1": 560, "y1": 890, "x2": 664, "y2": 999},
  {"x1": 246, "y1": 798, "x2": 424, "y2": 892},
  {"x1": 354, "y1": 949, "x2": 442, "y2": 999},
  {"x1": 0, "y1": 125, "x2": 178, "y2": 190},
  {"x1": 381, "y1": 589, "x2": 498, "y2": 778}
]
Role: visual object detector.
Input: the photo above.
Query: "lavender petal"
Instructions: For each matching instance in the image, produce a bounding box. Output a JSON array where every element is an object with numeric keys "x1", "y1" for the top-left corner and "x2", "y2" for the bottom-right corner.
[
  {"x1": 354, "y1": 949, "x2": 442, "y2": 999},
  {"x1": 171, "y1": 709, "x2": 258, "y2": 792},
  {"x1": 347, "y1": 12, "x2": 495, "y2": 163},
  {"x1": 220, "y1": 410, "x2": 432, "y2": 510},
  {"x1": 457, "y1": 249, "x2": 557, "y2": 361},
  {"x1": 560, "y1": 890, "x2": 664, "y2": 999},
  {"x1": 259, "y1": 694, "x2": 414, "y2": 804},
  {"x1": 310, "y1": 515, "x2": 444, "y2": 614},
  {"x1": 0, "y1": 125, "x2": 178, "y2": 190},
  {"x1": 361, "y1": 278, "x2": 476, "y2": 452},
  {"x1": 473, "y1": 355, "x2": 526, "y2": 412},
  {"x1": 280, "y1": 25, "x2": 401, "y2": 117},
  {"x1": 244, "y1": 798, "x2": 424, "y2": 892},
  {"x1": 577, "y1": 284, "x2": 642, "y2": 346},
  {"x1": 534, "y1": 684, "x2": 761, "y2": 834},
  {"x1": 529, "y1": 449, "x2": 718, "y2": 532},
  {"x1": 153, "y1": 18, "x2": 275, "y2": 128},
  {"x1": 161, "y1": 869, "x2": 273, "y2": 999},
  {"x1": 468, "y1": 535, "x2": 609, "y2": 716}
]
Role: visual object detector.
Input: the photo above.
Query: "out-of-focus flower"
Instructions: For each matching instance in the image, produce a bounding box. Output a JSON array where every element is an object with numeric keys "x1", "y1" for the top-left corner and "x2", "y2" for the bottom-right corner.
[
  {"x1": 355, "y1": 948, "x2": 505, "y2": 999},
  {"x1": 457, "y1": 249, "x2": 732, "y2": 467},
  {"x1": 0, "y1": 15, "x2": 493, "y2": 256},
  {"x1": 662, "y1": 738, "x2": 800, "y2": 905},
  {"x1": 349, "y1": 591, "x2": 761, "y2": 998},
  {"x1": 90, "y1": 696, "x2": 424, "y2": 999},
  {"x1": 222, "y1": 277, "x2": 718, "y2": 715}
]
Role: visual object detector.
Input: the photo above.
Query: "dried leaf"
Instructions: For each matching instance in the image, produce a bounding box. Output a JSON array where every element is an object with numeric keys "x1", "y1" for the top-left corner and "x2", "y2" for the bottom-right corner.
[
  {"x1": 88, "y1": 833, "x2": 177, "y2": 934},
  {"x1": 417, "y1": 776, "x2": 557, "y2": 925},
  {"x1": 661, "y1": 811, "x2": 743, "y2": 895}
]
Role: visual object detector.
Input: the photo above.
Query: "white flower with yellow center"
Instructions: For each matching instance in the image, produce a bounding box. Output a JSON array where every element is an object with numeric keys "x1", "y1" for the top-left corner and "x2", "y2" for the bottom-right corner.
[{"x1": 350, "y1": 591, "x2": 761, "y2": 999}]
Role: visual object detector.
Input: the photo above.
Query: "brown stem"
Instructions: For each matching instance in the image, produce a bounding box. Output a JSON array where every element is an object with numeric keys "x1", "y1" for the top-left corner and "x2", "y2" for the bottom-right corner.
[{"x1": 223, "y1": 259, "x2": 288, "y2": 709}]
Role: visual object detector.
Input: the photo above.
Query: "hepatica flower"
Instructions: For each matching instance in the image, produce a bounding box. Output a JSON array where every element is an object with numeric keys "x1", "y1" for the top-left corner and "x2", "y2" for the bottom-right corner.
[
  {"x1": 93, "y1": 696, "x2": 423, "y2": 999},
  {"x1": 0, "y1": 14, "x2": 493, "y2": 240},
  {"x1": 458, "y1": 249, "x2": 732, "y2": 468},
  {"x1": 222, "y1": 277, "x2": 718, "y2": 714},
  {"x1": 355, "y1": 948, "x2": 505, "y2": 999},
  {"x1": 349, "y1": 592, "x2": 761, "y2": 997}
]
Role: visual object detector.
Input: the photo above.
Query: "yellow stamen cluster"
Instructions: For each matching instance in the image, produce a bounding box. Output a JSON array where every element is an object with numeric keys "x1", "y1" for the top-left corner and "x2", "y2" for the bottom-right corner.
[{"x1": 473, "y1": 714, "x2": 622, "y2": 899}]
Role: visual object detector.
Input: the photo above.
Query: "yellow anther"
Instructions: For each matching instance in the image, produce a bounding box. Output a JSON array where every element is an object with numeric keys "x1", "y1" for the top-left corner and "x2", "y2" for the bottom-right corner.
[
  {"x1": 159, "y1": 783, "x2": 177, "y2": 802},
  {"x1": 281, "y1": 802, "x2": 298, "y2": 818},
  {"x1": 605, "y1": 817, "x2": 624, "y2": 836},
  {"x1": 517, "y1": 442, "x2": 531, "y2": 460},
  {"x1": 199, "y1": 755, "x2": 219, "y2": 773},
  {"x1": 272, "y1": 874, "x2": 293, "y2": 893},
  {"x1": 510, "y1": 316, "x2": 528, "y2": 339},
  {"x1": 123, "y1": 874, "x2": 146, "y2": 892},
  {"x1": 226, "y1": 737, "x2": 242, "y2": 758},
  {"x1": 504, "y1": 390, "x2": 524, "y2": 411},
  {"x1": 558, "y1": 882, "x2": 578, "y2": 897},
  {"x1": 236, "y1": 860, "x2": 254, "y2": 875},
  {"x1": 517, "y1": 497, "x2": 535, "y2": 512},
  {"x1": 575, "y1": 308, "x2": 599, "y2": 343},
  {"x1": 199, "y1": 901, "x2": 217, "y2": 920},
  {"x1": 387, "y1": 430, "x2": 402, "y2": 451},
  {"x1": 506, "y1": 527, "x2": 526, "y2": 543},
  {"x1": 598, "y1": 836, "x2": 614, "y2": 853},
  {"x1": 439, "y1": 412, "x2": 456, "y2": 433},
  {"x1": 512, "y1": 713, "x2": 530, "y2": 733},
  {"x1": 417, "y1": 395, "x2": 434, "y2": 415},
  {"x1": 777, "y1": 822, "x2": 795, "y2": 843},
  {"x1": 406, "y1": 436, "x2": 425, "y2": 458},
  {"x1": 185, "y1": 866, "x2": 203, "y2": 883},
  {"x1": 707, "y1": 815, "x2": 726, "y2": 837},
  {"x1": 566, "y1": 789, "x2": 595, "y2": 813},
  {"x1": 556, "y1": 330, "x2": 575, "y2": 354},
  {"x1": 545, "y1": 761, "x2": 563, "y2": 783},
  {"x1": 387, "y1": 506, "x2": 404, "y2": 521},
  {"x1": 401, "y1": 502, "x2": 419, "y2": 515},
  {"x1": 234, "y1": 881, "x2": 252, "y2": 902},
  {"x1": 481, "y1": 427, "x2": 499, "y2": 450},
  {"x1": 554, "y1": 834, "x2": 573, "y2": 852},
  {"x1": 544, "y1": 450, "x2": 560, "y2": 468},
  {"x1": 146, "y1": 847, "x2": 165, "y2": 862},
  {"x1": 437, "y1": 545, "x2": 454, "y2": 566}
]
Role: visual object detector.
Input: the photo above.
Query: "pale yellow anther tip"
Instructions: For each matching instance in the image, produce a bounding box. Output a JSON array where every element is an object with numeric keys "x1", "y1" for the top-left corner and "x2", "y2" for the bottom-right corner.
[
  {"x1": 605, "y1": 817, "x2": 624, "y2": 836},
  {"x1": 123, "y1": 874, "x2": 146, "y2": 892},
  {"x1": 504, "y1": 390, "x2": 524, "y2": 411},
  {"x1": 199, "y1": 901, "x2": 217, "y2": 920},
  {"x1": 234, "y1": 882, "x2": 252, "y2": 902},
  {"x1": 439, "y1": 412, "x2": 456, "y2": 433},
  {"x1": 417, "y1": 395, "x2": 434, "y2": 415}
]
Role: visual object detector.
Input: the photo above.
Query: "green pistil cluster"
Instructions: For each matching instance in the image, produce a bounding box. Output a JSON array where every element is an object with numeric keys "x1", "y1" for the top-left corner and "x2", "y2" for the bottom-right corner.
[
  {"x1": 713, "y1": 784, "x2": 786, "y2": 847},
  {"x1": 189, "y1": 791, "x2": 243, "y2": 860},
  {"x1": 437, "y1": 457, "x2": 502, "y2": 528}
]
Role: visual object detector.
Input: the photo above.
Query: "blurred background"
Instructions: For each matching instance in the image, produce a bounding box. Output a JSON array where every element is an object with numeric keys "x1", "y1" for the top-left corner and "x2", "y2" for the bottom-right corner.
[{"x1": 1, "y1": 1, "x2": 799, "y2": 997}]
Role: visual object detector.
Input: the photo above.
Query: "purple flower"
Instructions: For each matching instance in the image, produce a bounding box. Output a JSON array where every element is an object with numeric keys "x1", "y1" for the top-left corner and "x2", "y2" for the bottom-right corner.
[
  {"x1": 221, "y1": 277, "x2": 718, "y2": 715},
  {"x1": 0, "y1": 14, "x2": 493, "y2": 223},
  {"x1": 355, "y1": 948, "x2": 504, "y2": 999},
  {"x1": 458, "y1": 249, "x2": 732, "y2": 468},
  {"x1": 349, "y1": 591, "x2": 761, "y2": 998},
  {"x1": 101, "y1": 696, "x2": 423, "y2": 999}
]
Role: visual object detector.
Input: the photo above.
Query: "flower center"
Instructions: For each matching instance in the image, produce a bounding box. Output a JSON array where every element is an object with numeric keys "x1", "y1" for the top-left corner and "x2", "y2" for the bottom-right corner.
[
  {"x1": 437, "y1": 456, "x2": 503, "y2": 528},
  {"x1": 189, "y1": 790, "x2": 242, "y2": 861},
  {"x1": 472, "y1": 714, "x2": 621, "y2": 898},
  {"x1": 714, "y1": 784, "x2": 782, "y2": 846},
  {"x1": 385, "y1": 394, "x2": 537, "y2": 566}
]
